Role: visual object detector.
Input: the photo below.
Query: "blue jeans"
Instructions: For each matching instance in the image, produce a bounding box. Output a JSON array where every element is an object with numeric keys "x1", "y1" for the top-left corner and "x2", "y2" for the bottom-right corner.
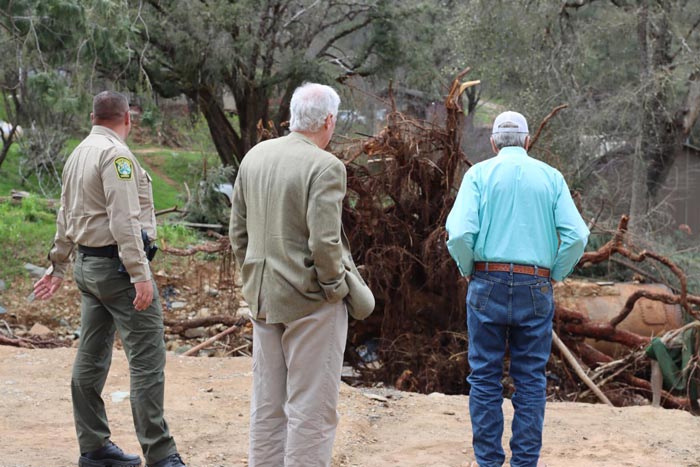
[{"x1": 466, "y1": 270, "x2": 554, "y2": 467}]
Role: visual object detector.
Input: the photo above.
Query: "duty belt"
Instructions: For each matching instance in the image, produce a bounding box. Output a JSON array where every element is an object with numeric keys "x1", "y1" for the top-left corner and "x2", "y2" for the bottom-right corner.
[
  {"x1": 474, "y1": 262, "x2": 550, "y2": 278},
  {"x1": 78, "y1": 244, "x2": 119, "y2": 258}
]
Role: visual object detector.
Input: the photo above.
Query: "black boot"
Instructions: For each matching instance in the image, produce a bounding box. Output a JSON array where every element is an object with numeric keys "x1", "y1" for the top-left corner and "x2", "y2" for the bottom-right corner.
[
  {"x1": 79, "y1": 440, "x2": 142, "y2": 467},
  {"x1": 147, "y1": 453, "x2": 186, "y2": 467}
]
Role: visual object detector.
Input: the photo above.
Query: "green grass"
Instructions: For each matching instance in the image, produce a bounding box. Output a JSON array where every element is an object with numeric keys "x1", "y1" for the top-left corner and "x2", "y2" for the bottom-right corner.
[
  {"x1": 0, "y1": 138, "x2": 82, "y2": 197},
  {"x1": 0, "y1": 196, "x2": 58, "y2": 282},
  {"x1": 135, "y1": 148, "x2": 220, "y2": 211},
  {"x1": 0, "y1": 138, "x2": 222, "y2": 283},
  {"x1": 157, "y1": 222, "x2": 202, "y2": 246},
  {"x1": 0, "y1": 145, "x2": 24, "y2": 196},
  {"x1": 0, "y1": 195, "x2": 212, "y2": 284},
  {"x1": 472, "y1": 99, "x2": 504, "y2": 127}
]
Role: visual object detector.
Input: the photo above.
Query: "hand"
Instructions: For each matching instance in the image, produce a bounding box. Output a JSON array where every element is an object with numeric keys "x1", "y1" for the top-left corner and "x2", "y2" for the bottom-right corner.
[
  {"x1": 33, "y1": 274, "x2": 63, "y2": 300},
  {"x1": 133, "y1": 280, "x2": 154, "y2": 311}
]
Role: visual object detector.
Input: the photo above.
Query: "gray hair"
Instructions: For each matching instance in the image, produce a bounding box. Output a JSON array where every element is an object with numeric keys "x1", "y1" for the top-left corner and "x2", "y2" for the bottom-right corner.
[
  {"x1": 492, "y1": 131, "x2": 528, "y2": 150},
  {"x1": 289, "y1": 83, "x2": 340, "y2": 132},
  {"x1": 93, "y1": 91, "x2": 129, "y2": 122}
]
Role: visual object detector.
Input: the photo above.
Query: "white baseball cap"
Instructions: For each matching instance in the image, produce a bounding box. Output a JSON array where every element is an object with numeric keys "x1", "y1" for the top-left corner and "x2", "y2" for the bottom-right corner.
[{"x1": 492, "y1": 111, "x2": 529, "y2": 134}]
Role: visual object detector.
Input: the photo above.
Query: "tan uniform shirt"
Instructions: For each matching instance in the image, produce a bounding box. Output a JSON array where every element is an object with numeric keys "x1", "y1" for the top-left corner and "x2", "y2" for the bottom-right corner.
[{"x1": 47, "y1": 125, "x2": 156, "y2": 283}]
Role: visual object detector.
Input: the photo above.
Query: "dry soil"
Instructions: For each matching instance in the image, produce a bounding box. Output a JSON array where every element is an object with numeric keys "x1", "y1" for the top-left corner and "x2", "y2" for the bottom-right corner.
[{"x1": 1, "y1": 346, "x2": 699, "y2": 467}]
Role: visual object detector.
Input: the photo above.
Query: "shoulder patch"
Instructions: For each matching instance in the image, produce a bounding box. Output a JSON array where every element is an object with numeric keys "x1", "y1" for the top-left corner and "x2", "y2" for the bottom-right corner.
[{"x1": 114, "y1": 157, "x2": 134, "y2": 180}]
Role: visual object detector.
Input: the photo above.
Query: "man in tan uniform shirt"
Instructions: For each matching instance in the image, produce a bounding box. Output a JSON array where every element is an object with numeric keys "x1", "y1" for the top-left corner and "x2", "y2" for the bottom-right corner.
[
  {"x1": 33, "y1": 91, "x2": 186, "y2": 467},
  {"x1": 229, "y1": 82, "x2": 374, "y2": 467}
]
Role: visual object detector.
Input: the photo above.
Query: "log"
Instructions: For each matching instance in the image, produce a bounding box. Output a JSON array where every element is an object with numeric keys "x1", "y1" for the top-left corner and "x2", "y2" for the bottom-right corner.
[
  {"x1": 558, "y1": 321, "x2": 650, "y2": 349},
  {"x1": 0, "y1": 334, "x2": 69, "y2": 349},
  {"x1": 164, "y1": 315, "x2": 243, "y2": 336},
  {"x1": 160, "y1": 237, "x2": 230, "y2": 256},
  {"x1": 552, "y1": 331, "x2": 613, "y2": 406},
  {"x1": 182, "y1": 325, "x2": 239, "y2": 357},
  {"x1": 574, "y1": 341, "x2": 689, "y2": 410},
  {"x1": 155, "y1": 206, "x2": 186, "y2": 216}
]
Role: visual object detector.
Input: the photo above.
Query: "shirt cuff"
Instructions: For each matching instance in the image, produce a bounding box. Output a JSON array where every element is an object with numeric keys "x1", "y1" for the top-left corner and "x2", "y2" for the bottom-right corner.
[
  {"x1": 46, "y1": 262, "x2": 67, "y2": 279},
  {"x1": 127, "y1": 263, "x2": 152, "y2": 283}
]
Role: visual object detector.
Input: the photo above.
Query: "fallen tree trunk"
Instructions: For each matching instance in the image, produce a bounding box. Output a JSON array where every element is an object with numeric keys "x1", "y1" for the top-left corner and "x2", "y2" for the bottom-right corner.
[
  {"x1": 164, "y1": 315, "x2": 245, "y2": 336},
  {"x1": 0, "y1": 334, "x2": 69, "y2": 349},
  {"x1": 182, "y1": 325, "x2": 240, "y2": 357}
]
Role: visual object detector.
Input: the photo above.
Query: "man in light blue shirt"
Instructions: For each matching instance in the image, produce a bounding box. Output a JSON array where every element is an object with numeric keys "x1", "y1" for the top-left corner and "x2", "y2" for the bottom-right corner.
[{"x1": 446, "y1": 111, "x2": 589, "y2": 467}]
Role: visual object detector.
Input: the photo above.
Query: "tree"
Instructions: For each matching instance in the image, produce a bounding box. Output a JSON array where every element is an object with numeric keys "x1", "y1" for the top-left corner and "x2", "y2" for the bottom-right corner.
[
  {"x1": 128, "y1": 0, "x2": 432, "y2": 167},
  {"x1": 0, "y1": 0, "x2": 132, "y2": 182},
  {"x1": 449, "y1": 0, "x2": 700, "y2": 232}
]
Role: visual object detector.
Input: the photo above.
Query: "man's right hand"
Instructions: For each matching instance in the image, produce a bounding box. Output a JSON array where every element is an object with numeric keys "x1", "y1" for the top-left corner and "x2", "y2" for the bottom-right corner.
[
  {"x1": 133, "y1": 280, "x2": 154, "y2": 311},
  {"x1": 33, "y1": 274, "x2": 63, "y2": 300}
]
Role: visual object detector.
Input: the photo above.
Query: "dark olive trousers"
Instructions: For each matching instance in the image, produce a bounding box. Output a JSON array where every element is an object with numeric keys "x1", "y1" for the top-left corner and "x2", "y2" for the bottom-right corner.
[{"x1": 72, "y1": 254, "x2": 177, "y2": 464}]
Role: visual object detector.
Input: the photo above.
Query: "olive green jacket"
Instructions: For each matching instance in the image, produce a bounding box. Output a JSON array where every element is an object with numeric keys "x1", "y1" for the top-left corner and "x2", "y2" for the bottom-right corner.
[{"x1": 229, "y1": 132, "x2": 374, "y2": 324}]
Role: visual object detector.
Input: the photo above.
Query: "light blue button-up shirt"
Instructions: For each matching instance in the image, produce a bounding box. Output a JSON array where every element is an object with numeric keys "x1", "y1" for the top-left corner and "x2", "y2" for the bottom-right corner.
[{"x1": 445, "y1": 146, "x2": 589, "y2": 281}]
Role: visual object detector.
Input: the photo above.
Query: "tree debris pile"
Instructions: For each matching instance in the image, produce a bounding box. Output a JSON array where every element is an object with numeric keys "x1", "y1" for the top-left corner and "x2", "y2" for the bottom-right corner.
[
  {"x1": 339, "y1": 71, "x2": 477, "y2": 394},
  {"x1": 339, "y1": 73, "x2": 700, "y2": 410}
]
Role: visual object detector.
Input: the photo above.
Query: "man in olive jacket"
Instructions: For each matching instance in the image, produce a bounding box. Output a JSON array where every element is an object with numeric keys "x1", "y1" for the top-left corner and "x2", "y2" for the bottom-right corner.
[{"x1": 229, "y1": 82, "x2": 374, "y2": 467}]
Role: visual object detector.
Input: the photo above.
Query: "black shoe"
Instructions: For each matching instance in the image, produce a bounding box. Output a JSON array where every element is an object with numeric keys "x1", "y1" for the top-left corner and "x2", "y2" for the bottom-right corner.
[
  {"x1": 147, "y1": 453, "x2": 186, "y2": 467},
  {"x1": 78, "y1": 440, "x2": 142, "y2": 467}
]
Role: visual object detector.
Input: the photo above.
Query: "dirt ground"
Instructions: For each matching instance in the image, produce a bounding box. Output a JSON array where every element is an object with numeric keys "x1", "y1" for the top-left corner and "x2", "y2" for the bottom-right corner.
[
  {"x1": 1, "y1": 345, "x2": 699, "y2": 467},
  {"x1": 2, "y1": 260, "x2": 700, "y2": 467}
]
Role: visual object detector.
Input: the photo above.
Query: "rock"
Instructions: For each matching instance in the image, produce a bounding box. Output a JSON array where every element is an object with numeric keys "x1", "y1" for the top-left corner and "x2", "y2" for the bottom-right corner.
[
  {"x1": 342, "y1": 365, "x2": 361, "y2": 379},
  {"x1": 110, "y1": 391, "x2": 130, "y2": 403},
  {"x1": 24, "y1": 263, "x2": 47, "y2": 279},
  {"x1": 184, "y1": 327, "x2": 208, "y2": 339},
  {"x1": 362, "y1": 393, "x2": 389, "y2": 403},
  {"x1": 236, "y1": 307, "x2": 252, "y2": 319},
  {"x1": 195, "y1": 308, "x2": 211, "y2": 319},
  {"x1": 171, "y1": 301, "x2": 187, "y2": 309},
  {"x1": 204, "y1": 286, "x2": 219, "y2": 297},
  {"x1": 174, "y1": 345, "x2": 193, "y2": 355},
  {"x1": 0, "y1": 279, "x2": 6, "y2": 292},
  {"x1": 0, "y1": 305, "x2": 6, "y2": 315},
  {"x1": 28, "y1": 323, "x2": 53, "y2": 337}
]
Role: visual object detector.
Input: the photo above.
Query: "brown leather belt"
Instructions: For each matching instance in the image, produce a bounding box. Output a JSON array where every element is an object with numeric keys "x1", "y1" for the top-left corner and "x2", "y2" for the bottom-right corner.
[{"x1": 474, "y1": 262, "x2": 550, "y2": 278}]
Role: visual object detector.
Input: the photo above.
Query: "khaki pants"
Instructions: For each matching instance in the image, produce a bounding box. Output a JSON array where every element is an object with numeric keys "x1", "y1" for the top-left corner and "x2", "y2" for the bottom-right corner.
[
  {"x1": 72, "y1": 254, "x2": 177, "y2": 464},
  {"x1": 249, "y1": 300, "x2": 348, "y2": 467}
]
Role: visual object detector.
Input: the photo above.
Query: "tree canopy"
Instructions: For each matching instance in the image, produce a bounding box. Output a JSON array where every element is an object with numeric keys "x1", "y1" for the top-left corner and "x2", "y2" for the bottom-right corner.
[
  {"x1": 128, "y1": 0, "x2": 436, "y2": 167},
  {"x1": 450, "y1": 0, "x2": 700, "y2": 231}
]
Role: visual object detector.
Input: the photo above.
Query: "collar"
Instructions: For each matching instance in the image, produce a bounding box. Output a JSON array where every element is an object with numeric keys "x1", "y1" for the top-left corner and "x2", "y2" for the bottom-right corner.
[
  {"x1": 497, "y1": 146, "x2": 529, "y2": 158},
  {"x1": 289, "y1": 131, "x2": 318, "y2": 148},
  {"x1": 91, "y1": 125, "x2": 126, "y2": 145}
]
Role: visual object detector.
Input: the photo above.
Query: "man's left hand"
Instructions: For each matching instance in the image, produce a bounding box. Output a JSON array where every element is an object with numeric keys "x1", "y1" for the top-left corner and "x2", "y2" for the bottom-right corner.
[
  {"x1": 33, "y1": 274, "x2": 63, "y2": 300},
  {"x1": 132, "y1": 279, "x2": 154, "y2": 311}
]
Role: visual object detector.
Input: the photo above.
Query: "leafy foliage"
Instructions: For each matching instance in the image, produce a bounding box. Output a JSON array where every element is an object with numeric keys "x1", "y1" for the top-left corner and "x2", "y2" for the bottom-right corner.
[
  {"x1": 126, "y1": 0, "x2": 442, "y2": 166},
  {"x1": 0, "y1": 0, "x2": 134, "y2": 182},
  {"x1": 450, "y1": 1, "x2": 700, "y2": 239}
]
